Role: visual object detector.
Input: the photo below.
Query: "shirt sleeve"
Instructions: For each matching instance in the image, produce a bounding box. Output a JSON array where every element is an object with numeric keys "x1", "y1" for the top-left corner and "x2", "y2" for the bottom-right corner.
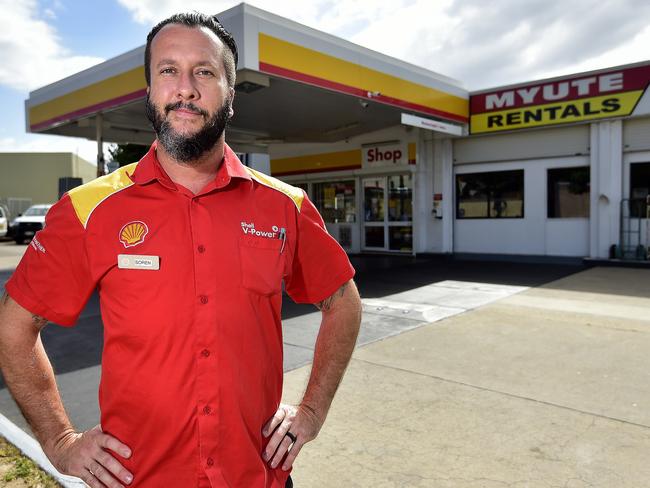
[
  {"x1": 284, "y1": 192, "x2": 355, "y2": 304},
  {"x1": 5, "y1": 195, "x2": 96, "y2": 326}
]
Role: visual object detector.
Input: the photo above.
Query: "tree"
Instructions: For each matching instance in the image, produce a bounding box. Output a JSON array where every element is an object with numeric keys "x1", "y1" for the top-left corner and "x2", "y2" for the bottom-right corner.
[{"x1": 108, "y1": 144, "x2": 149, "y2": 167}]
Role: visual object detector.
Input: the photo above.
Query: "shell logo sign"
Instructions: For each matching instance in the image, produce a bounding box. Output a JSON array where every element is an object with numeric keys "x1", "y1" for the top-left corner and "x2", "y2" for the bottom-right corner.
[
  {"x1": 119, "y1": 221, "x2": 149, "y2": 248},
  {"x1": 470, "y1": 63, "x2": 650, "y2": 133}
]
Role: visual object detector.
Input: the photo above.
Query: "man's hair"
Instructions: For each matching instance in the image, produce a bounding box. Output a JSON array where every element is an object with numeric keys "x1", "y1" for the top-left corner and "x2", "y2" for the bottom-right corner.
[{"x1": 144, "y1": 12, "x2": 238, "y2": 88}]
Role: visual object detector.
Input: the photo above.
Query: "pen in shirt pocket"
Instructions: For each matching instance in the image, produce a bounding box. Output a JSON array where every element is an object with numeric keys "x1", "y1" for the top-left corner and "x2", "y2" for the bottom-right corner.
[{"x1": 278, "y1": 228, "x2": 286, "y2": 254}]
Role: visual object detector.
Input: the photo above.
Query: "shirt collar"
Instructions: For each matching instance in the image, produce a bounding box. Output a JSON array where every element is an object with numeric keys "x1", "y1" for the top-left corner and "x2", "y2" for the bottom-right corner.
[{"x1": 130, "y1": 140, "x2": 252, "y2": 190}]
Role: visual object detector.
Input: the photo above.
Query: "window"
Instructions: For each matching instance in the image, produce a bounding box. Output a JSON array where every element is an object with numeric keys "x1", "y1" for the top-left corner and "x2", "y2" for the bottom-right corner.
[
  {"x1": 363, "y1": 179, "x2": 384, "y2": 222},
  {"x1": 547, "y1": 167, "x2": 590, "y2": 218},
  {"x1": 456, "y1": 170, "x2": 524, "y2": 219},
  {"x1": 313, "y1": 181, "x2": 356, "y2": 223},
  {"x1": 387, "y1": 174, "x2": 412, "y2": 222},
  {"x1": 630, "y1": 162, "x2": 650, "y2": 218}
]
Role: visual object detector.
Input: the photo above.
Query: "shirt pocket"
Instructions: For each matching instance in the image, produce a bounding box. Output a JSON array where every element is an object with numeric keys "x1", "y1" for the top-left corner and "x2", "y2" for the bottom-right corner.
[{"x1": 238, "y1": 236, "x2": 285, "y2": 296}]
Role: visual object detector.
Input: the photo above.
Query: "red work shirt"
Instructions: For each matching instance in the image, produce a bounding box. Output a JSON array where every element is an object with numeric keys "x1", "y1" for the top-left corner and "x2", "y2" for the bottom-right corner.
[{"x1": 6, "y1": 142, "x2": 355, "y2": 487}]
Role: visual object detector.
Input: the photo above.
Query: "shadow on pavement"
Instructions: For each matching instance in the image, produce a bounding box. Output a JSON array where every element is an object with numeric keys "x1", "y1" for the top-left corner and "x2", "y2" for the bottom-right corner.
[{"x1": 1, "y1": 254, "x2": 585, "y2": 387}]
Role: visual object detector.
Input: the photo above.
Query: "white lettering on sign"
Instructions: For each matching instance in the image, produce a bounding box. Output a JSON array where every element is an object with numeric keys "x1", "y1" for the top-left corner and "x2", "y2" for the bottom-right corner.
[
  {"x1": 571, "y1": 77, "x2": 597, "y2": 95},
  {"x1": 483, "y1": 72, "x2": 624, "y2": 110},
  {"x1": 517, "y1": 86, "x2": 539, "y2": 104},
  {"x1": 600, "y1": 73, "x2": 623, "y2": 92},
  {"x1": 486, "y1": 92, "x2": 515, "y2": 109},
  {"x1": 543, "y1": 83, "x2": 569, "y2": 100}
]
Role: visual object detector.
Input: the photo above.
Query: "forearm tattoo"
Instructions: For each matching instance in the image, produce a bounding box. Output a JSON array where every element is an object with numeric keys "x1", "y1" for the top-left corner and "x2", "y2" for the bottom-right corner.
[
  {"x1": 1, "y1": 292, "x2": 47, "y2": 329},
  {"x1": 31, "y1": 314, "x2": 48, "y2": 330},
  {"x1": 315, "y1": 282, "x2": 349, "y2": 312}
]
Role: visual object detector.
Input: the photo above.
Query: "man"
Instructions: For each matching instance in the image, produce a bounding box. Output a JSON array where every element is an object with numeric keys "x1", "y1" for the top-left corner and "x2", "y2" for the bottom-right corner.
[{"x1": 0, "y1": 12, "x2": 361, "y2": 488}]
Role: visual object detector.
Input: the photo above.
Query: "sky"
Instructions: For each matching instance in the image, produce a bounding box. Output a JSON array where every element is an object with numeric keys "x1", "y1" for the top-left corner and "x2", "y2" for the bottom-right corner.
[{"x1": 0, "y1": 0, "x2": 649, "y2": 164}]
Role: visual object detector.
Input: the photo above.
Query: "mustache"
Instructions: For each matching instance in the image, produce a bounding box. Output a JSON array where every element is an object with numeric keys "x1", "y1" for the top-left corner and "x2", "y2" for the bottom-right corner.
[{"x1": 164, "y1": 101, "x2": 209, "y2": 118}]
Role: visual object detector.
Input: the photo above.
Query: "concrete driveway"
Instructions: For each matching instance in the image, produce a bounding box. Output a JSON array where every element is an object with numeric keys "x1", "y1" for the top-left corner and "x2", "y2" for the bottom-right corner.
[
  {"x1": 283, "y1": 266, "x2": 650, "y2": 488},
  {"x1": 7, "y1": 240, "x2": 644, "y2": 486}
]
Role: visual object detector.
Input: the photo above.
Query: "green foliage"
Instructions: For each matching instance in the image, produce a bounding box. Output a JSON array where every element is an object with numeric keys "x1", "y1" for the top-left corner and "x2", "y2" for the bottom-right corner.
[
  {"x1": 0, "y1": 436, "x2": 60, "y2": 486},
  {"x1": 4, "y1": 457, "x2": 33, "y2": 480},
  {"x1": 108, "y1": 143, "x2": 150, "y2": 167}
]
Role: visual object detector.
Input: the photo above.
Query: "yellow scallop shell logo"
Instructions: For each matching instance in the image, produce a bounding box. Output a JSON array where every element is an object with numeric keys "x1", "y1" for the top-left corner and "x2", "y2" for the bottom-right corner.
[{"x1": 119, "y1": 221, "x2": 149, "y2": 248}]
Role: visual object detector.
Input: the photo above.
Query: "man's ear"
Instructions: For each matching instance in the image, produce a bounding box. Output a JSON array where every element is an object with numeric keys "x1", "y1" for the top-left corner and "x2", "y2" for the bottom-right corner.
[
  {"x1": 146, "y1": 86, "x2": 150, "y2": 96},
  {"x1": 228, "y1": 87, "x2": 235, "y2": 118}
]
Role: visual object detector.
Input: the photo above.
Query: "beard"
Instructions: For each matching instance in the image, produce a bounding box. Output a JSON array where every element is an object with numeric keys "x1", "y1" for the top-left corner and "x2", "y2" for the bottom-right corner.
[{"x1": 145, "y1": 95, "x2": 231, "y2": 163}]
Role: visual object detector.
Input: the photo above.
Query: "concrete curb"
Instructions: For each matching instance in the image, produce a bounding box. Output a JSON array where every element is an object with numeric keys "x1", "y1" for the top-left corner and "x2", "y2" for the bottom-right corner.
[{"x1": 0, "y1": 411, "x2": 85, "y2": 487}]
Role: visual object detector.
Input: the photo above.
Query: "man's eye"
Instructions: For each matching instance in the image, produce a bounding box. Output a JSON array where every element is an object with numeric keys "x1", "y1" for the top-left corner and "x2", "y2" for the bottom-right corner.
[
  {"x1": 197, "y1": 70, "x2": 214, "y2": 76},
  {"x1": 160, "y1": 68, "x2": 175, "y2": 74}
]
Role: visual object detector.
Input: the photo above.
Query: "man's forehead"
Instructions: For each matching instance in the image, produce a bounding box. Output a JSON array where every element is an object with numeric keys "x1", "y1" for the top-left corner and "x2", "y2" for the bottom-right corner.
[{"x1": 151, "y1": 23, "x2": 224, "y2": 58}]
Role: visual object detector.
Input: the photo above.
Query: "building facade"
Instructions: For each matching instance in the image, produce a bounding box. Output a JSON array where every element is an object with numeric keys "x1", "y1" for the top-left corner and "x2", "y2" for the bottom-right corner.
[
  {"x1": 0, "y1": 153, "x2": 96, "y2": 214},
  {"x1": 20, "y1": 4, "x2": 650, "y2": 261}
]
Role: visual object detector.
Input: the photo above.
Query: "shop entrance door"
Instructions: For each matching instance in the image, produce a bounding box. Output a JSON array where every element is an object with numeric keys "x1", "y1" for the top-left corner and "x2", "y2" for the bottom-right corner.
[{"x1": 362, "y1": 174, "x2": 413, "y2": 252}]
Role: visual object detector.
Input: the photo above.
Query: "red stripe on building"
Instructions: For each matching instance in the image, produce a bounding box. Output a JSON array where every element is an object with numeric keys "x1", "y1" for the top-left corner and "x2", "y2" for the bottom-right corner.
[
  {"x1": 260, "y1": 62, "x2": 468, "y2": 123},
  {"x1": 31, "y1": 89, "x2": 147, "y2": 132}
]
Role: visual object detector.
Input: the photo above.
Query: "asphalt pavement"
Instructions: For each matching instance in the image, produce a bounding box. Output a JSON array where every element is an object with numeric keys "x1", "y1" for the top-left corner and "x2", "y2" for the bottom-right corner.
[
  {"x1": 9, "y1": 240, "x2": 650, "y2": 487},
  {"x1": 0, "y1": 242, "x2": 582, "y2": 431}
]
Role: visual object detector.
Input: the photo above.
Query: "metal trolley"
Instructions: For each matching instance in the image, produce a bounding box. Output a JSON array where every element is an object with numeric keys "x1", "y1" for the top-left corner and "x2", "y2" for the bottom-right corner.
[{"x1": 616, "y1": 198, "x2": 647, "y2": 260}]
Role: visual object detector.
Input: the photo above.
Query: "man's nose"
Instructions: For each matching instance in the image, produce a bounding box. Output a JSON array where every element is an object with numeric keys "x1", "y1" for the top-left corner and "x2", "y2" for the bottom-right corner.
[{"x1": 176, "y1": 72, "x2": 199, "y2": 100}]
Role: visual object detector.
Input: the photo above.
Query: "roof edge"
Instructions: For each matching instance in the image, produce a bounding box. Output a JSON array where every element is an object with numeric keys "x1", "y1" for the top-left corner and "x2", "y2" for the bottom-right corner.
[{"x1": 471, "y1": 59, "x2": 650, "y2": 95}]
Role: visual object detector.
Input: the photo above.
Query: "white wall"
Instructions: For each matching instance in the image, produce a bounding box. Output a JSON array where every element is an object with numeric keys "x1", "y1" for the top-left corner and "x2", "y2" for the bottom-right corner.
[
  {"x1": 454, "y1": 157, "x2": 590, "y2": 257},
  {"x1": 623, "y1": 117, "x2": 650, "y2": 152},
  {"x1": 454, "y1": 125, "x2": 590, "y2": 164},
  {"x1": 413, "y1": 129, "x2": 435, "y2": 253},
  {"x1": 590, "y1": 121, "x2": 623, "y2": 258}
]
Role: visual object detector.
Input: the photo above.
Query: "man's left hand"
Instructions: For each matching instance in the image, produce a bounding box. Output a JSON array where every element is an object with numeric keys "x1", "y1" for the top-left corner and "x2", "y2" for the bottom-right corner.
[{"x1": 262, "y1": 403, "x2": 322, "y2": 471}]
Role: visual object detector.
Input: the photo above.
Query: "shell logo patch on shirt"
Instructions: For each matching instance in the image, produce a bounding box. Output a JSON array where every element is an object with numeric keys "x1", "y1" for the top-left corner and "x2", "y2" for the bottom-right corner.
[{"x1": 119, "y1": 221, "x2": 149, "y2": 248}]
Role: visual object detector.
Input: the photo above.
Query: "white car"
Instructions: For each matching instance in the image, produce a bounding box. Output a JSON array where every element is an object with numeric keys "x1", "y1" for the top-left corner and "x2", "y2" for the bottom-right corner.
[
  {"x1": 0, "y1": 205, "x2": 8, "y2": 238},
  {"x1": 10, "y1": 204, "x2": 53, "y2": 244}
]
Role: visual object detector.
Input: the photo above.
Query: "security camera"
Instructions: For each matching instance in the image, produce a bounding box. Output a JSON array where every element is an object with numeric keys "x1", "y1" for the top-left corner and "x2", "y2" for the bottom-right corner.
[{"x1": 359, "y1": 99, "x2": 369, "y2": 108}]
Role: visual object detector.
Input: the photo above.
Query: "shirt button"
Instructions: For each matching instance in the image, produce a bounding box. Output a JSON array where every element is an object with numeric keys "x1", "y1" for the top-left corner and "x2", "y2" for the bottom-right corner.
[
  {"x1": 201, "y1": 349, "x2": 210, "y2": 358},
  {"x1": 206, "y1": 457, "x2": 214, "y2": 467},
  {"x1": 203, "y1": 405, "x2": 212, "y2": 415},
  {"x1": 198, "y1": 245, "x2": 206, "y2": 253},
  {"x1": 200, "y1": 295, "x2": 208, "y2": 304}
]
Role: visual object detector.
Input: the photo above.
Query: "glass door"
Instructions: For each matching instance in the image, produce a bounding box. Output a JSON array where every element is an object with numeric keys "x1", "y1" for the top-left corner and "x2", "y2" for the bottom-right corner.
[
  {"x1": 313, "y1": 180, "x2": 356, "y2": 251},
  {"x1": 387, "y1": 174, "x2": 413, "y2": 252},
  {"x1": 362, "y1": 174, "x2": 413, "y2": 252},
  {"x1": 362, "y1": 177, "x2": 386, "y2": 249}
]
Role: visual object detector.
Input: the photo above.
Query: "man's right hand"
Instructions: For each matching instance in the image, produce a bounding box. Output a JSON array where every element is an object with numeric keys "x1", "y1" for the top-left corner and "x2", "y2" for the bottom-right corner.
[{"x1": 47, "y1": 425, "x2": 133, "y2": 488}]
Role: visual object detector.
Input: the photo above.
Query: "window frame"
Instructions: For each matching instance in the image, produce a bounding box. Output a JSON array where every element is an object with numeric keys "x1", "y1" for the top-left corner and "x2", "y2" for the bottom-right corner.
[
  {"x1": 546, "y1": 165, "x2": 591, "y2": 219},
  {"x1": 455, "y1": 169, "x2": 525, "y2": 220}
]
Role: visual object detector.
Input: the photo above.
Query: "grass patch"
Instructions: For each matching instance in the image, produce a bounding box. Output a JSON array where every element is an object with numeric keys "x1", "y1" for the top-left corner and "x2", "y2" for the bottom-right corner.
[{"x1": 0, "y1": 436, "x2": 60, "y2": 487}]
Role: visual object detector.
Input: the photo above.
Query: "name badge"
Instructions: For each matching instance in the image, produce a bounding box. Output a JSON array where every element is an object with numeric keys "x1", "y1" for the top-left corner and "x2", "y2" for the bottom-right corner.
[{"x1": 117, "y1": 254, "x2": 160, "y2": 270}]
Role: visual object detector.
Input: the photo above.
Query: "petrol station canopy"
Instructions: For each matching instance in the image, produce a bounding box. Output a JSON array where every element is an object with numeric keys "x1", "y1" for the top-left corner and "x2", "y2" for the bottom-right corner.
[{"x1": 24, "y1": 3, "x2": 469, "y2": 154}]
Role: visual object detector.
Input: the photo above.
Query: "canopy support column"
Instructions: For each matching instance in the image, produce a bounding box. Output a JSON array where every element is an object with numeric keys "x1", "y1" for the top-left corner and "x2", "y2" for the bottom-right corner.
[{"x1": 96, "y1": 113, "x2": 105, "y2": 177}]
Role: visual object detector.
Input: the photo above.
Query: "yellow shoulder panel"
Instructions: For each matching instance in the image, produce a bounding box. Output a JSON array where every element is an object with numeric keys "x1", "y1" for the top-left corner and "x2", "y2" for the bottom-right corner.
[
  {"x1": 245, "y1": 167, "x2": 304, "y2": 211},
  {"x1": 68, "y1": 163, "x2": 138, "y2": 228}
]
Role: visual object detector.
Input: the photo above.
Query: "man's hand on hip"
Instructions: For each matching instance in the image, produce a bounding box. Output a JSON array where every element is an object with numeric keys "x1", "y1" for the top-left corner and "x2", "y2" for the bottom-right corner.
[
  {"x1": 262, "y1": 403, "x2": 322, "y2": 471},
  {"x1": 47, "y1": 425, "x2": 133, "y2": 488}
]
